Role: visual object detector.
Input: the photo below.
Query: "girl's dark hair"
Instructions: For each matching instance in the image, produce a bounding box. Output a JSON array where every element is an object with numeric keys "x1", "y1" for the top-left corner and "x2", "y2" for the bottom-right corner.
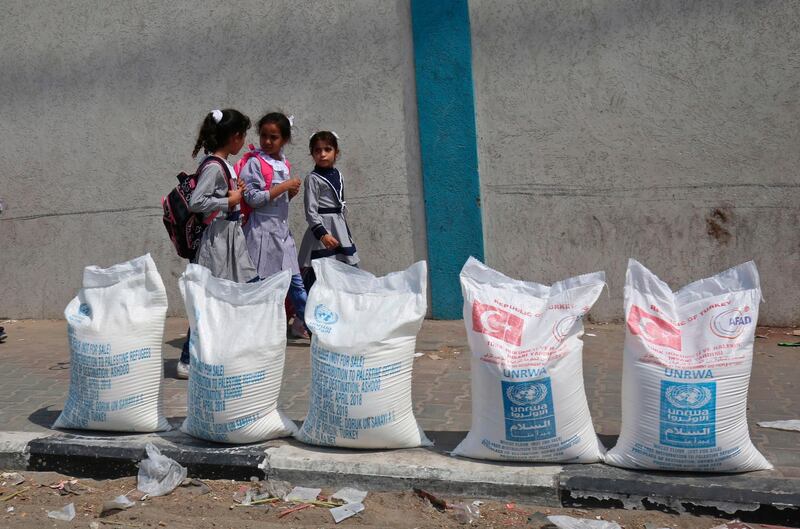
[
  {"x1": 309, "y1": 131, "x2": 339, "y2": 154},
  {"x1": 192, "y1": 109, "x2": 251, "y2": 157},
  {"x1": 257, "y1": 112, "x2": 292, "y2": 142}
]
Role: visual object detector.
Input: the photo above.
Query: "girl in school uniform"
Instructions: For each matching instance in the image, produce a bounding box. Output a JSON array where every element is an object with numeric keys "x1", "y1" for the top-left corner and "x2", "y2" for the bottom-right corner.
[
  {"x1": 240, "y1": 112, "x2": 308, "y2": 338},
  {"x1": 179, "y1": 108, "x2": 256, "y2": 378},
  {"x1": 298, "y1": 131, "x2": 360, "y2": 291}
]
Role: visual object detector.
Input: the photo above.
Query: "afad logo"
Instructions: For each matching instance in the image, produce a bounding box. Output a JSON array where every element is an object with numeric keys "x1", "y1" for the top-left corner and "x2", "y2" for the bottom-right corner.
[
  {"x1": 627, "y1": 305, "x2": 681, "y2": 351},
  {"x1": 552, "y1": 315, "x2": 578, "y2": 342},
  {"x1": 472, "y1": 301, "x2": 523, "y2": 346},
  {"x1": 710, "y1": 306, "x2": 752, "y2": 339}
]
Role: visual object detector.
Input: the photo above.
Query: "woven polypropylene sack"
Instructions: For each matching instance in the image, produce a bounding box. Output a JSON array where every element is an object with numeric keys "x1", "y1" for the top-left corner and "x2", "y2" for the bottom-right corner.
[
  {"x1": 296, "y1": 259, "x2": 430, "y2": 449},
  {"x1": 54, "y1": 254, "x2": 170, "y2": 432},
  {"x1": 604, "y1": 259, "x2": 771, "y2": 472},
  {"x1": 180, "y1": 264, "x2": 297, "y2": 443},
  {"x1": 452, "y1": 257, "x2": 606, "y2": 462}
]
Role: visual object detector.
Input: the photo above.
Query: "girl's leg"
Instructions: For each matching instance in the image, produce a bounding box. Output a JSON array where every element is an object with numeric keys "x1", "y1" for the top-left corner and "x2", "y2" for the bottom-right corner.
[
  {"x1": 289, "y1": 274, "x2": 308, "y2": 323},
  {"x1": 180, "y1": 328, "x2": 191, "y2": 364},
  {"x1": 178, "y1": 328, "x2": 191, "y2": 379},
  {"x1": 301, "y1": 266, "x2": 316, "y2": 293}
]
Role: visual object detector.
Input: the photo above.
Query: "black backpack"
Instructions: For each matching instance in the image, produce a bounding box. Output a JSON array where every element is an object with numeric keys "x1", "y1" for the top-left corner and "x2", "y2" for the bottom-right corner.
[{"x1": 161, "y1": 156, "x2": 232, "y2": 260}]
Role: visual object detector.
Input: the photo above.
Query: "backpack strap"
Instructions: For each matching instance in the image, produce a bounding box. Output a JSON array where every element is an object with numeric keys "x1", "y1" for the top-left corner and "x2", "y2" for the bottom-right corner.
[
  {"x1": 234, "y1": 146, "x2": 274, "y2": 190},
  {"x1": 203, "y1": 155, "x2": 235, "y2": 190},
  {"x1": 198, "y1": 155, "x2": 235, "y2": 225}
]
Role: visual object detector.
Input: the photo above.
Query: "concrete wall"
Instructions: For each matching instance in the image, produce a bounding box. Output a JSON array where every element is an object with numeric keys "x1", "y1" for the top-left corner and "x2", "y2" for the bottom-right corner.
[
  {"x1": 470, "y1": 0, "x2": 800, "y2": 324},
  {"x1": 0, "y1": 0, "x2": 426, "y2": 318}
]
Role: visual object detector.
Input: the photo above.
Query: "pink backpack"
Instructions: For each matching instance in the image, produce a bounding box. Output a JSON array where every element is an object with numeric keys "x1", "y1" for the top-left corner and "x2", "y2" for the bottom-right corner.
[{"x1": 234, "y1": 144, "x2": 292, "y2": 226}]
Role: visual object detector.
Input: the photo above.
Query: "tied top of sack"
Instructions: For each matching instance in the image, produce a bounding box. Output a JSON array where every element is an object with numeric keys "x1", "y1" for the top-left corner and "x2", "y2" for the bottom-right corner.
[
  {"x1": 461, "y1": 256, "x2": 606, "y2": 302},
  {"x1": 181, "y1": 264, "x2": 290, "y2": 306},
  {"x1": 461, "y1": 256, "x2": 606, "y2": 348},
  {"x1": 81, "y1": 253, "x2": 164, "y2": 290},
  {"x1": 626, "y1": 258, "x2": 761, "y2": 311},
  {"x1": 311, "y1": 258, "x2": 427, "y2": 297}
]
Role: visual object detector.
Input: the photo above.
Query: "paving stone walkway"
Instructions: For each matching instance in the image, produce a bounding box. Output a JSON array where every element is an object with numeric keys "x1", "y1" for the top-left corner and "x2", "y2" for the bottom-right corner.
[{"x1": 0, "y1": 318, "x2": 797, "y2": 478}]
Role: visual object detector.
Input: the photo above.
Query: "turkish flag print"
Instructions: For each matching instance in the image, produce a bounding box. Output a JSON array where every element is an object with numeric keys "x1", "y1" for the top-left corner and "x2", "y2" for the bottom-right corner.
[
  {"x1": 472, "y1": 301, "x2": 524, "y2": 346},
  {"x1": 627, "y1": 305, "x2": 682, "y2": 351}
]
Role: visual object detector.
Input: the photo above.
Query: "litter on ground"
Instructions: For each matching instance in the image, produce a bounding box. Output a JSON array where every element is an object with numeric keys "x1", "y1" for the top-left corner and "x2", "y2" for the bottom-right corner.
[{"x1": 758, "y1": 420, "x2": 800, "y2": 432}]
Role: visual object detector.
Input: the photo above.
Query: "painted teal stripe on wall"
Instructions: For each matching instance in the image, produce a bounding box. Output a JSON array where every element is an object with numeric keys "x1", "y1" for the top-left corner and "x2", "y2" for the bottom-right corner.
[{"x1": 411, "y1": 0, "x2": 484, "y2": 319}]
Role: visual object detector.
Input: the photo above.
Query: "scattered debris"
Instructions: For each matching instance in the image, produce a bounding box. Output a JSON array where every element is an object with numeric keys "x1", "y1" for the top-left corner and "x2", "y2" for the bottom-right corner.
[
  {"x1": 792, "y1": 329, "x2": 800, "y2": 337},
  {"x1": 260, "y1": 479, "x2": 292, "y2": 500},
  {"x1": 528, "y1": 511, "x2": 557, "y2": 528},
  {"x1": 180, "y1": 478, "x2": 211, "y2": 495},
  {"x1": 427, "y1": 353, "x2": 442, "y2": 360},
  {"x1": 413, "y1": 488, "x2": 447, "y2": 511},
  {"x1": 284, "y1": 486, "x2": 321, "y2": 502},
  {"x1": 450, "y1": 502, "x2": 480, "y2": 524},
  {"x1": 47, "y1": 502, "x2": 76, "y2": 521},
  {"x1": 1, "y1": 472, "x2": 24, "y2": 486},
  {"x1": 100, "y1": 495, "x2": 136, "y2": 516},
  {"x1": 585, "y1": 333, "x2": 597, "y2": 337},
  {"x1": 755, "y1": 334, "x2": 768, "y2": 339},
  {"x1": 413, "y1": 352, "x2": 424, "y2": 358},
  {"x1": 330, "y1": 502, "x2": 365, "y2": 523},
  {"x1": 777, "y1": 341, "x2": 800, "y2": 347},
  {"x1": 137, "y1": 443, "x2": 187, "y2": 497},
  {"x1": 758, "y1": 420, "x2": 800, "y2": 432},
  {"x1": 232, "y1": 478, "x2": 291, "y2": 506},
  {"x1": 643, "y1": 523, "x2": 670, "y2": 529},
  {"x1": 278, "y1": 503, "x2": 312, "y2": 518},
  {"x1": 547, "y1": 515, "x2": 621, "y2": 529},
  {"x1": 6, "y1": 506, "x2": 14, "y2": 513},
  {"x1": 331, "y1": 487, "x2": 367, "y2": 504},
  {"x1": 0, "y1": 486, "x2": 29, "y2": 502},
  {"x1": 50, "y1": 478, "x2": 89, "y2": 496}
]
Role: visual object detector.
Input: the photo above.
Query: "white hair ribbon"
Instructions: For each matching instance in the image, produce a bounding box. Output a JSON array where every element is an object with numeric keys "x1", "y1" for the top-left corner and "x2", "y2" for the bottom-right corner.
[
  {"x1": 287, "y1": 115, "x2": 295, "y2": 127},
  {"x1": 308, "y1": 130, "x2": 340, "y2": 140},
  {"x1": 211, "y1": 109, "x2": 223, "y2": 123}
]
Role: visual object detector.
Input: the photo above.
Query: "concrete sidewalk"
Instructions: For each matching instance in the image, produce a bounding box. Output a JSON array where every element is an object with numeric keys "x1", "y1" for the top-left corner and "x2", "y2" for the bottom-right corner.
[{"x1": 0, "y1": 319, "x2": 798, "y2": 524}]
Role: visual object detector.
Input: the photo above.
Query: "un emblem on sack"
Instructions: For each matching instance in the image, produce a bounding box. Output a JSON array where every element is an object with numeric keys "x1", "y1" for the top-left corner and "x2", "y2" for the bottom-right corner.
[
  {"x1": 311, "y1": 304, "x2": 338, "y2": 335},
  {"x1": 314, "y1": 304, "x2": 339, "y2": 325},
  {"x1": 506, "y1": 381, "x2": 548, "y2": 406},
  {"x1": 665, "y1": 384, "x2": 713, "y2": 409},
  {"x1": 314, "y1": 303, "x2": 339, "y2": 325},
  {"x1": 78, "y1": 303, "x2": 92, "y2": 317}
]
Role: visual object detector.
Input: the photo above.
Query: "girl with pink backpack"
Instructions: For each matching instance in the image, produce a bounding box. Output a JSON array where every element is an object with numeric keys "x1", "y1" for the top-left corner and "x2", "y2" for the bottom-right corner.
[{"x1": 236, "y1": 112, "x2": 308, "y2": 338}]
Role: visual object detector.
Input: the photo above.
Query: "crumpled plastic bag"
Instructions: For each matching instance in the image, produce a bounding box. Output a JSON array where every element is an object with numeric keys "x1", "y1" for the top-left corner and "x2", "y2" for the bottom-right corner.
[
  {"x1": 331, "y1": 487, "x2": 368, "y2": 504},
  {"x1": 284, "y1": 486, "x2": 320, "y2": 502},
  {"x1": 758, "y1": 420, "x2": 800, "y2": 432},
  {"x1": 548, "y1": 516, "x2": 621, "y2": 529},
  {"x1": 136, "y1": 443, "x2": 187, "y2": 497},
  {"x1": 101, "y1": 495, "x2": 136, "y2": 515},
  {"x1": 330, "y1": 502, "x2": 365, "y2": 523},
  {"x1": 47, "y1": 503, "x2": 76, "y2": 521}
]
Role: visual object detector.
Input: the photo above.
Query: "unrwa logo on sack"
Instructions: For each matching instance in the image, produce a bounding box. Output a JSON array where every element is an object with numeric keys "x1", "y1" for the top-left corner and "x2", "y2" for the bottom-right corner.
[
  {"x1": 314, "y1": 304, "x2": 339, "y2": 325},
  {"x1": 710, "y1": 306, "x2": 752, "y2": 339},
  {"x1": 311, "y1": 304, "x2": 339, "y2": 334},
  {"x1": 506, "y1": 381, "x2": 548, "y2": 406},
  {"x1": 79, "y1": 303, "x2": 92, "y2": 317},
  {"x1": 664, "y1": 384, "x2": 713, "y2": 409}
]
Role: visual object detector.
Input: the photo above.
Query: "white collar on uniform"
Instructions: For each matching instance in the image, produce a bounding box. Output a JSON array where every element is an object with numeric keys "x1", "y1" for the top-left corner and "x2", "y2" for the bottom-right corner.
[{"x1": 256, "y1": 149, "x2": 288, "y2": 172}]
